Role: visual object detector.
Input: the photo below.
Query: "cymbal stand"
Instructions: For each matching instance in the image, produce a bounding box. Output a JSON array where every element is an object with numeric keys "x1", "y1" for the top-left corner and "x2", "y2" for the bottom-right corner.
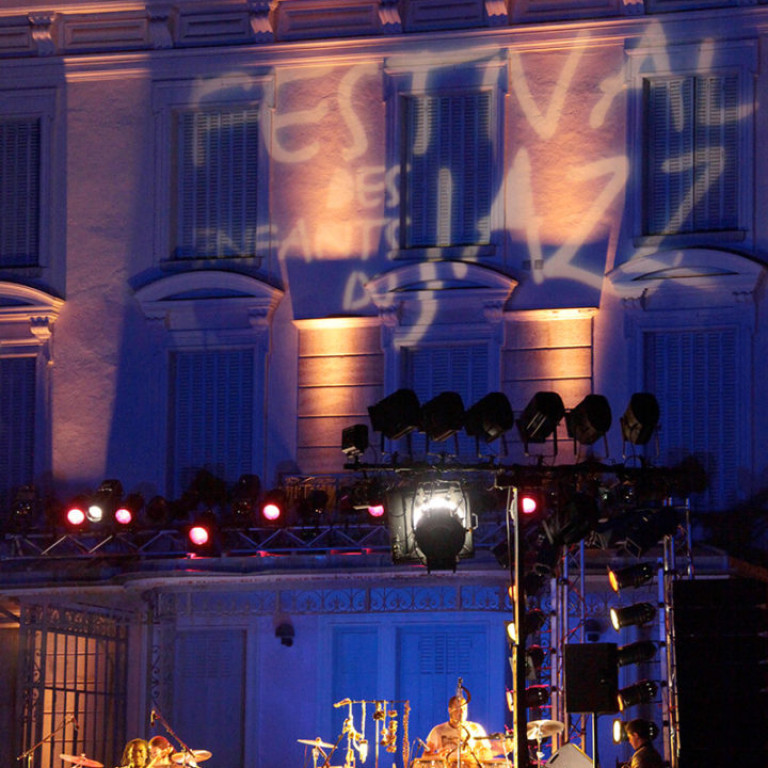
[
  {"x1": 151, "y1": 708, "x2": 193, "y2": 763},
  {"x1": 17, "y1": 714, "x2": 78, "y2": 768}
]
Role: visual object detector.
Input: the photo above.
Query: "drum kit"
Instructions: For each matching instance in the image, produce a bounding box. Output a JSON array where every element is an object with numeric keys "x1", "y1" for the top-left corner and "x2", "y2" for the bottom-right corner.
[
  {"x1": 298, "y1": 718, "x2": 565, "y2": 768},
  {"x1": 59, "y1": 751, "x2": 213, "y2": 768}
]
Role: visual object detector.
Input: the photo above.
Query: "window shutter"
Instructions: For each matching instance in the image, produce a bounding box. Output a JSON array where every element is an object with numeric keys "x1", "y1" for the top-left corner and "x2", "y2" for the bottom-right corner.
[
  {"x1": 0, "y1": 118, "x2": 40, "y2": 266},
  {"x1": 168, "y1": 349, "x2": 254, "y2": 496},
  {"x1": 404, "y1": 92, "x2": 491, "y2": 248},
  {"x1": 644, "y1": 329, "x2": 738, "y2": 511},
  {"x1": 694, "y1": 74, "x2": 739, "y2": 231},
  {"x1": 0, "y1": 357, "x2": 36, "y2": 506},
  {"x1": 176, "y1": 109, "x2": 260, "y2": 259}
]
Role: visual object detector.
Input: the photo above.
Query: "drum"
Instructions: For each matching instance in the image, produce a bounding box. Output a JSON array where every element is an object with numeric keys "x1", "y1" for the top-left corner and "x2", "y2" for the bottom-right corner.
[{"x1": 411, "y1": 759, "x2": 446, "y2": 768}]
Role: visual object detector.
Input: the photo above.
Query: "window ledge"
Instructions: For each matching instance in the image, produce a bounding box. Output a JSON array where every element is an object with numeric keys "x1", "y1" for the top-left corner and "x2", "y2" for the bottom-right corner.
[
  {"x1": 394, "y1": 244, "x2": 496, "y2": 261},
  {"x1": 633, "y1": 230, "x2": 747, "y2": 249}
]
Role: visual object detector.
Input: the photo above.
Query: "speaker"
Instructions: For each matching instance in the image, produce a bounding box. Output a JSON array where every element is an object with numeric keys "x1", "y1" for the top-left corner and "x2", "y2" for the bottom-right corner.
[
  {"x1": 674, "y1": 578, "x2": 768, "y2": 768},
  {"x1": 546, "y1": 743, "x2": 592, "y2": 768},
  {"x1": 564, "y1": 643, "x2": 618, "y2": 713}
]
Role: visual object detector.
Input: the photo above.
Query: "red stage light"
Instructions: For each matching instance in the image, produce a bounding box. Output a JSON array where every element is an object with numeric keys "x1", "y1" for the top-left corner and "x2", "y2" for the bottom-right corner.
[
  {"x1": 66, "y1": 506, "x2": 86, "y2": 527},
  {"x1": 114, "y1": 506, "x2": 133, "y2": 526},
  {"x1": 188, "y1": 525, "x2": 210, "y2": 546},
  {"x1": 519, "y1": 494, "x2": 539, "y2": 515},
  {"x1": 262, "y1": 502, "x2": 282, "y2": 522},
  {"x1": 367, "y1": 504, "x2": 385, "y2": 518}
]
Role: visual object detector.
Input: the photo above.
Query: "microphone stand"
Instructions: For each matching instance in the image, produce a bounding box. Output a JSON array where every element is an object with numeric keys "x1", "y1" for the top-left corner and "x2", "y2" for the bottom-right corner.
[
  {"x1": 18, "y1": 715, "x2": 78, "y2": 768},
  {"x1": 151, "y1": 709, "x2": 194, "y2": 766}
]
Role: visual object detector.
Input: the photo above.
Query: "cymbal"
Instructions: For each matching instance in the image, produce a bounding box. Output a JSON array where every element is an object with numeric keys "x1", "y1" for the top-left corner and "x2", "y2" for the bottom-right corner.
[
  {"x1": 61, "y1": 755, "x2": 103, "y2": 768},
  {"x1": 171, "y1": 752, "x2": 211, "y2": 765},
  {"x1": 527, "y1": 720, "x2": 565, "y2": 740},
  {"x1": 297, "y1": 739, "x2": 334, "y2": 749}
]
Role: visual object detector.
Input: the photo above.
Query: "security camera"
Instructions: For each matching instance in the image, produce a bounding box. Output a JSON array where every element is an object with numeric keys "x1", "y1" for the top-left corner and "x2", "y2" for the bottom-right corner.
[{"x1": 275, "y1": 622, "x2": 295, "y2": 647}]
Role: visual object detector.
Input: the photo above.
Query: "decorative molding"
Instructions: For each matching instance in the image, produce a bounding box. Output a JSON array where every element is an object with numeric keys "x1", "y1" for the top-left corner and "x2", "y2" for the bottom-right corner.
[
  {"x1": 29, "y1": 13, "x2": 57, "y2": 56},
  {"x1": 274, "y1": 0, "x2": 381, "y2": 41},
  {"x1": 378, "y1": 0, "x2": 402, "y2": 32},
  {"x1": 147, "y1": 3, "x2": 173, "y2": 48},
  {"x1": 248, "y1": 0, "x2": 275, "y2": 41}
]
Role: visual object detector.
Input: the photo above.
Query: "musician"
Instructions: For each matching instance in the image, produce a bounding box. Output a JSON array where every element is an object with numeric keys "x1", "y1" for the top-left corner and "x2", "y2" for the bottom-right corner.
[
  {"x1": 425, "y1": 696, "x2": 494, "y2": 764},
  {"x1": 625, "y1": 719, "x2": 663, "y2": 768},
  {"x1": 119, "y1": 739, "x2": 148, "y2": 768},
  {"x1": 147, "y1": 737, "x2": 174, "y2": 768}
]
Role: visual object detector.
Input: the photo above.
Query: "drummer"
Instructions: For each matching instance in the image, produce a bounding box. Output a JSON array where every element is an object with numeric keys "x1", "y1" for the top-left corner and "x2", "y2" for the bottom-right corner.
[
  {"x1": 147, "y1": 737, "x2": 174, "y2": 768},
  {"x1": 118, "y1": 739, "x2": 148, "y2": 768},
  {"x1": 425, "y1": 696, "x2": 494, "y2": 764}
]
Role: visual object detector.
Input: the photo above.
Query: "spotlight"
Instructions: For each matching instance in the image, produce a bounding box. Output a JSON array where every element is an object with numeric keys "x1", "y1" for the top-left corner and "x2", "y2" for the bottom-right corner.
[
  {"x1": 88, "y1": 479, "x2": 125, "y2": 525},
  {"x1": 621, "y1": 507, "x2": 679, "y2": 556},
  {"x1": 9, "y1": 485, "x2": 39, "y2": 531},
  {"x1": 64, "y1": 495, "x2": 89, "y2": 529},
  {"x1": 412, "y1": 482, "x2": 472, "y2": 571},
  {"x1": 621, "y1": 393, "x2": 660, "y2": 446},
  {"x1": 368, "y1": 389, "x2": 421, "y2": 440},
  {"x1": 145, "y1": 495, "x2": 172, "y2": 527},
  {"x1": 608, "y1": 562, "x2": 655, "y2": 592},
  {"x1": 612, "y1": 718, "x2": 659, "y2": 744},
  {"x1": 525, "y1": 685, "x2": 550, "y2": 708},
  {"x1": 341, "y1": 424, "x2": 369, "y2": 457},
  {"x1": 464, "y1": 392, "x2": 515, "y2": 443},
  {"x1": 230, "y1": 474, "x2": 261, "y2": 525},
  {"x1": 524, "y1": 609, "x2": 547, "y2": 636},
  {"x1": 618, "y1": 680, "x2": 658, "y2": 711},
  {"x1": 297, "y1": 489, "x2": 329, "y2": 521},
  {"x1": 617, "y1": 640, "x2": 658, "y2": 667},
  {"x1": 517, "y1": 391, "x2": 565, "y2": 444},
  {"x1": 525, "y1": 645, "x2": 545, "y2": 681},
  {"x1": 518, "y1": 489, "x2": 543, "y2": 516},
  {"x1": 421, "y1": 391, "x2": 465, "y2": 442},
  {"x1": 260, "y1": 489, "x2": 286, "y2": 524},
  {"x1": 114, "y1": 492, "x2": 143, "y2": 528},
  {"x1": 185, "y1": 511, "x2": 220, "y2": 556},
  {"x1": 566, "y1": 394, "x2": 612, "y2": 445},
  {"x1": 610, "y1": 602, "x2": 657, "y2": 631},
  {"x1": 544, "y1": 492, "x2": 599, "y2": 547}
]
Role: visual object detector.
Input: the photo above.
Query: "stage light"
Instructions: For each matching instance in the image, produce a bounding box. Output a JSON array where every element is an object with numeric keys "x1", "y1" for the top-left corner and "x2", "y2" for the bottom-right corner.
[
  {"x1": 610, "y1": 602, "x2": 657, "y2": 631},
  {"x1": 617, "y1": 640, "x2": 658, "y2": 667},
  {"x1": 608, "y1": 562, "x2": 655, "y2": 592},
  {"x1": 260, "y1": 490, "x2": 286, "y2": 524},
  {"x1": 421, "y1": 391, "x2": 465, "y2": 442},
  {"x1": 516, "y1": 391, "x2": 565, "y2": 444},
  {"x1": 412, "y1": 482, "x2": 472, "y2": 571},
  {"x1": 9, "y1": 485, "x2": 38, "y2": 530},
  {"x1": 297, "y1": 489, "x2": 329, "y2": 521},
  {"x1": 464, "y1": 392, "x2": 515, "y2": 443},
  {"x1": 341, "y1": 424, "x2": 369, "y2": 457},
  {"x1": 612, "y1": 718, "x2": 659, "y2": 744},
  {"x1": 566, "y1": 394, "x2": 612, "y2": 445},
  {"x1": 230, "y1": 474, "x2": 261, "y2": 525},
  {"x1": 618, "y1": 680, "x2": 658, "y2": 711},
  {"x1": 185, "y1": 511, "x2": 220, "y2": 556},
  {"x1": 368, "y1": 389, "x2": 421, "y2": 440},
  {"x1": 544, "y1": 491, "x2": 599, "y2": 547},
  {"x1": 524, "y1": 608, "x2": 547, "y2": 636},
  {"x1": 112, "y1": 492, "x2": 142, "y2": 528},
  {"x1": 368, "y1": 502, "x2": 386, "y2": 519},
  {"x1": 518, "y1": 489, "x2": 544, "y2": 516},
  {"x1": 87, "y1": 479, "x2": 125, "y2": 524},
  {"x1": 525, "y1": 645, "x2": 545, "y2": 681},
  {"x1": 622, "y1": 507, "x2": 679, "y2": 556},
  {"x1": 621, "y1": 393, "x2": 660, "y2": 446},
  {"x1": 65, "y1": 497, "x2": 88, "y2": 528},
  {"x1": 525, "y1": 685, "x2": 550, "y2": 708},
  {"x1": 145, "y1": 495, "x2": 172, "y2": 527}
]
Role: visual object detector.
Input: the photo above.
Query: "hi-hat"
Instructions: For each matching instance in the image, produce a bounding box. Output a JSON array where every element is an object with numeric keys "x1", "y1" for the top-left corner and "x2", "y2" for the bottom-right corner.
[
  {"x1": 61, "y1": 755, "x2": 103, "y2": 768},
  {"x1": 298, "y1": 739, "x2": 334, "y2": 749},
  {"x1": 527, "y1": 720, "x2": 565, "y2": 741},
  {"x1": 171, "y1": 751, "x2": 212, "y2": 765}
]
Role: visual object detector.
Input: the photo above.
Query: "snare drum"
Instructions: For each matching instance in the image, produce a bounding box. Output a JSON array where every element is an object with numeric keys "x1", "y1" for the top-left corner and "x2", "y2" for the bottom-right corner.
[{"x1": 411, "y1": 759, "x2": 446, "y2": 768}]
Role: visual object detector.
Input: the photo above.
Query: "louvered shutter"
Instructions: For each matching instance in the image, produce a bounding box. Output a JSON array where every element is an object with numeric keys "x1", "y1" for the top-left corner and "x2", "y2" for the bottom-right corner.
[
  {"x1": 175, "y1": 109, "x2": 260, "y2": 259},
  {"x1": 404, "y1": 92, "x2": 492, "y2": 248},
  {"x1": 644, "y1": 329, "x2": 738, "y2": 511},
  {"x1": 0, "y1": 118, "x2": 40, "y2": 266},
  {"x1": 402, "y1": 345, "x2": 488, "y2": 457},
  {"x1": 168, "y1": 349, "x2": 254, "y2": 496},
  {"x1": 693, "y1": 74, "x2": 739, "y2": 231},
  {"x1": 0, "y1": 357, "x2": 36, "y2": 506}
]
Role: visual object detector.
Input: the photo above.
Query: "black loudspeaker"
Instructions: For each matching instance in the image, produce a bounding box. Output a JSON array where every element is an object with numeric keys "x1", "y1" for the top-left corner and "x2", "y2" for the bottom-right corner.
[
  {"x1": 674, "y1": 578, "x2": 768, "y2": 768},
  {"x1": 564, "y1": 643, "x2": 618, "y2": 713}
]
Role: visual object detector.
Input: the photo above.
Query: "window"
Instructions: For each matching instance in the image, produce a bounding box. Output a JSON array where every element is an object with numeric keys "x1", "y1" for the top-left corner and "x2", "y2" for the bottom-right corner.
[
  {"x1": 135, "y1": 271, "x2": 283, "y2": 498},
  {"x1": 152, "y1": 76, "x2": 273, "y2": 264},
  {"x1": 173, "y1": 108, "x2": 261, "y2": 259},
  {"x1": 168, "y1": 348, "x2": 255, "y2": 497},
  {"x1": 627, "y1": 41, "x2": 755, "y2": 245},
  {"x1": 384, "y1": 59, "x2": 506, "y2": 259},
  {"x1": 643, "y1": 74, "x2": 738, "y2": 236},
  {"x1": 0, "y1": 118, "x2": 40, "y2": 267},
  {"x1": 402, "y1": 91, "x2": 492, "y2": 248},
  {"x1": 609, "y1": 248, "x2": 760, "y2": 513},
  {"x1": 0, "y1": 356, "x2": 36, "y2": 507}
]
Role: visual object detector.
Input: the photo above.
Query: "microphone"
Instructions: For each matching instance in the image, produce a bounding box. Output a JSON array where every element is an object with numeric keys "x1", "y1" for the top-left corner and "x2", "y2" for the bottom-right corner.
[
  {"x1": 150, "y1": 710, "x2": 157, "y2": 725},
  {"x1": 333, "y1": 699, "x2": 351, "y2": 708}
]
